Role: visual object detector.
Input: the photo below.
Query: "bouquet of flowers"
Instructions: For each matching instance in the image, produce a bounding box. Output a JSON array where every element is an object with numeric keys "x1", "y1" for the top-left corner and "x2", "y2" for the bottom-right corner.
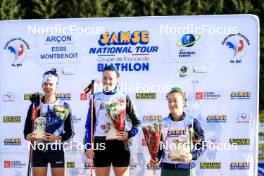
[
  {"x1": 53, "y1": 104, "x2": 70, "y2": 120},
  {"x1": 142, "y1": 123, "x2": 161, "y2": 167},
  {"x1": 105, "y1": 99, "x2": 126, "y2": 140}
]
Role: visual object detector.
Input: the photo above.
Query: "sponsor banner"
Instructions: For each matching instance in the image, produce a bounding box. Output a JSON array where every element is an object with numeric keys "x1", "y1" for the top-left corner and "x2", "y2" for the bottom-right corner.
[
  {"x1": 3, "y1": 38, "x2": 30, "y2": 67},
  {"x1": 2, "y1": 92, "x2": 15, "y2": 103},
  {"x1": 23, "y1": 93, "x2": 71, "y2": 100},
  {"x1": 4, "y1": 138, "x2": 21, "y2": 146},
  {"x1": 37, "y1": 35, "x2": 80, "y2": 64},
  {"x1": 200, "y1": 162, "x2": 221, "y2": 169},
  {"x1": 229, "y1": 138, "x2": 250, "y2": 145},
  {"x1": 3, "y1": 160, "x2": 26, "y2": 169},
  {"x1": 90, "y1": 31, "x2": 159, "y2": 72},
  {"x1": 230, "y1": 162, "x2": 250, "y2": 170},
  {"x1": 0, "y1": 15, "x2": 259, "y2": 176},
  {"x1": 230, "y1": 91, "x2": 251, "y2": 100},
  {"x1": 2, "y1": 116, "x2": 21, "y2": 123},
  {"x1": 221, "y1": 33, "x2": 250, "y2": 64},
  {"x1": 135, "y1": 93, "x2": 156, "y2": 99}
]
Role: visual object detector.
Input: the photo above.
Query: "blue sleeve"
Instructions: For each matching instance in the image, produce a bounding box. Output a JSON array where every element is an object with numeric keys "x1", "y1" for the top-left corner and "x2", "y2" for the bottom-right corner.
[
  {"x1": 191, "y1": 118, "x2": 206, "y2": 160},
  {"x1": 127, "y1": 127, "x2": 139, "y2": 138}
]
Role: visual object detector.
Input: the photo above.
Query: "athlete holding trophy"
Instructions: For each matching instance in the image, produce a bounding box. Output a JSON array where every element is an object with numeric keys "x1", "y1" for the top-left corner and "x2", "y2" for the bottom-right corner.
[
  {"x1": 156, "y1": 87, "x2": 205, "y2": 176},
  {"x1": 24, "y1": 68, "x2": 74, "y2": 176},
  {"x1": 84, "y1": 65, "x2": 140, "y2": 176}
]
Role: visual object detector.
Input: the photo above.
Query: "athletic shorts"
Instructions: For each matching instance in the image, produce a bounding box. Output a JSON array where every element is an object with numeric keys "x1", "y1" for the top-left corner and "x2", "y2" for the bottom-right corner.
[
  {"x1": 93, "y1": 137, "x2": 130, "y2": 167},
  {"x1": 32, "y1": 149, "x2": 65, "y2": 168}
]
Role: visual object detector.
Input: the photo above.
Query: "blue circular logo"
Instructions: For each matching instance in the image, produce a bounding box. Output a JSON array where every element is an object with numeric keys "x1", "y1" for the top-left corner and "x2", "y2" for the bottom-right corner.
[
  {"x1": 176, "y1": 34, "x2": 201, "y2": 47},
  {"x1": 181, "y1": 34, "x2": 195, "y2": 47}
]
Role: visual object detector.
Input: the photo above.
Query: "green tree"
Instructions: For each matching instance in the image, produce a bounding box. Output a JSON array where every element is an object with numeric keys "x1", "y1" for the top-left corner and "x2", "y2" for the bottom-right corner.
[
  {"x1": 31, "y1": 0, "x2": 60, "y2": 19},
  {"x1": 0, "y1": 0, "x2": 23, "y2": 20},
  {"x1": 79, "y1": 0, "x2": 111, "y2": 17},
  {"x1": 102, "y1": 0, "x2": 136, "y2": 17},
  {"x1": 56, "y1": 0, "x2": 82, "y2": 18}
]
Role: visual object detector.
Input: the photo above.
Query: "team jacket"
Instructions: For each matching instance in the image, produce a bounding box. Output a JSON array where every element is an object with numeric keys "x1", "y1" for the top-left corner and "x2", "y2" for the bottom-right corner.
[
  {"x1": 24, "y1": 98, "x2": 74, "y2": 142},
  {"x1": 84, "y1": 90, "x2": 139, "y2": 149}
]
